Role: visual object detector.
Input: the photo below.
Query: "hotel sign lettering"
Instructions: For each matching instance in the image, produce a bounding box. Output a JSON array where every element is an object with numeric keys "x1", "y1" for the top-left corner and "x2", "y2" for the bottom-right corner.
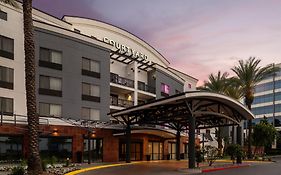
[{"x1": 103, "y1": 37, "x2": 148, "y2": 61}]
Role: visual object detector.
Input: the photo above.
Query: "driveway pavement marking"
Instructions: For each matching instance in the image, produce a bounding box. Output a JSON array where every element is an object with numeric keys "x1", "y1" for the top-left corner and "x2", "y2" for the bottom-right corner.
[
  {"x1": 65, "y1": 162, "x2": 142, "y2": 175},
  {"x1": 65, "y1": 159, "x2": 270, "y2": 175}
]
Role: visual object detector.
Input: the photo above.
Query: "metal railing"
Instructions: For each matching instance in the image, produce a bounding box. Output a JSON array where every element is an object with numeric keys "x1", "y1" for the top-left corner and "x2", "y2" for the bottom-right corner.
[
  {"x1": 0, "y1": 112, "x2": 50, "y2": 126},
  {"x1": 110, "y1": 97, "x2": 134, "y2": 108},
  {"x1": 110, "y1": 73, "x2": 134, "y2": 88},
  {"x1": 138, "y1": 81, "x2": 156, "y2": 94}
]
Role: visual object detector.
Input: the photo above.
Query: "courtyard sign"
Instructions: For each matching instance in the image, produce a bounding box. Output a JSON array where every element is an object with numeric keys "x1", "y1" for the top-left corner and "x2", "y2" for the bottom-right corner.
[{"x1": 103, "y1": 37, "x2": 148, "y2": 61}]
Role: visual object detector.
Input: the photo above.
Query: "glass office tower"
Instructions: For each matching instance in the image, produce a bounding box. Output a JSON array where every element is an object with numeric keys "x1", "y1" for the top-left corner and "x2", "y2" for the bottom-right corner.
[{"x1": 252, "y1": 63, "x2": 281, "y2": 126}]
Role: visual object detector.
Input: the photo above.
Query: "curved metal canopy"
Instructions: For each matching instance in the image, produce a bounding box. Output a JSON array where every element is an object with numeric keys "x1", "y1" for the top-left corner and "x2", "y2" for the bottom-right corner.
[{"x1": 109, "y1": 91, "x2": 254, "y2": 130}]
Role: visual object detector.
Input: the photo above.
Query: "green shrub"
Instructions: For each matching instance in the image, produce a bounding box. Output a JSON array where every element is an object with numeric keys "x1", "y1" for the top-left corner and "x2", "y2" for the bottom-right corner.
[
  {"x1": 41, "y1": 159, "x2": 48, "y2": 171},
  {"x1": 204, "y1": 145, "x2": 219, "y2": 166},
  {"x1": 225, "y1": 144, "x2": 243, "y2": 164},
  {"x1": 65, "y1": 157, "x2": 70, "y2": 167},
  {"x1": 50, "y1": 156, "x2": 58, "y2": 166},
  {"x1": 11, "y1": 166, "x2": 25, "y2": 175},
  {"x1": 20, "y1": 159, "x2": 27, "y2": 167},
  {"x1": 195, "y1": 148, "x2": 204, "y2": 167}
]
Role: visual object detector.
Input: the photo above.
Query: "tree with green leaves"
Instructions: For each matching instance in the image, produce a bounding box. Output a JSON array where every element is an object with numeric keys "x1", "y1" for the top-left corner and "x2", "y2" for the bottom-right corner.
[
  {"x1": 199, "y1": 71, "x2": 243, "y2": 156},
  {"x1": 0, "y1": 0, "x2": 43, "y2": 174},
  {"x1": 199, "y1": 71, "x2": 229, "y2": 155},
  {"x1": 232, "y1": 57, "x2": 280, "y2": 159},
  {"x1": 225, "y1": 144, "x2": 243, "y2": 164},
  {"x1": 253, "y1": 118, "x2": 277, "y2": 155},
  {"x1": 199, "y1": 71, "x2": 229, "y2": 94},
  {"x1": 204, "y1": 145, "x2": 218, "y2": 166}
]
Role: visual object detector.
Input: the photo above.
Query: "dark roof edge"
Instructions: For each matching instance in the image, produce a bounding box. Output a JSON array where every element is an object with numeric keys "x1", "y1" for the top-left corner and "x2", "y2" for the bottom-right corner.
[
  {"x1": 168, "y1": 67, "x2": 198, "y2": 81},
  {"x1": 62, "y1": 15, "x2": 171, "y2": 65},
  {"x1": 33, "y1": 19, "x2": 112, "y2": 50}
]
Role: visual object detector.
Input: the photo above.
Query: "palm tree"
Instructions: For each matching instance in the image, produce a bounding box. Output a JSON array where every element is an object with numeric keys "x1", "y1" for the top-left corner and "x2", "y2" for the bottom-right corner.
[
  {"x1": 199, "y1": 71, "x2": 230, "y2": 155},
  {"x1": 199, "y1": 71, "x2": 229, "y2": 94},
  {"x1": 0, "y1": 0, "x2": 18, "y2": 7},
  {"x1": 231, "y1": 57, "x2": 280, "y2": 159},
  {"x1": 0, "y1": 0, "x2": 43, "y2": 173},
  {"x1": 224, "y1": 78, "x2": 244, "y2": 100}
]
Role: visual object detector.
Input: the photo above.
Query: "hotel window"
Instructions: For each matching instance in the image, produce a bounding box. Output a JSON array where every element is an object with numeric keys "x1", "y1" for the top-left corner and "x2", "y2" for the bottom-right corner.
[
  {"x1": 175, "y1": 89, "x2": 181, "y2": 94},
  {"x1": 39, "y1": 102, "x2": 61, "y2": 117},
  {"x1": 82, "y1": 83, "x2": 100, "y2": 102},
  {"x1": 161, "y1": 83, "x2": 170, "y2": 97},
  {"x1": 0, "y1": 136, "x2": 23, "y2": 161},
  {"x1": 39, "y1": 75, "x2": 62, "y2": 97},
  {"x1": 39, "y1": 137, "x2": 72, "y2": 160},
  {"x1": 0, "y1": 10, "x2": 7, "y2": 21},
  {"x1": 0, "y1": 66, "x2": 13, "y2": 89},
  {"x1": 0, "y1": 97, "x2": 13, "y2": 115},
  {"x1": 81, "y1": 107, "x2": 100, "y2": 120},
  {"x1": 0, "y1": 35, "x2": 14, "y2": 59},
  {"x1": 82, "y1": 57, "x2": 100, "y2": 78},
  {"x1": 39, "y1": 48, "x2": 62, "y2": 70}
]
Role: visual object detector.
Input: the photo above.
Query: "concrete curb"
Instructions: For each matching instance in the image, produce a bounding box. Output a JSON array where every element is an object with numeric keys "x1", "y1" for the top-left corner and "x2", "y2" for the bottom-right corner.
[{"x1": 202, "y1": 164, "x2": 250, "y2": 173}]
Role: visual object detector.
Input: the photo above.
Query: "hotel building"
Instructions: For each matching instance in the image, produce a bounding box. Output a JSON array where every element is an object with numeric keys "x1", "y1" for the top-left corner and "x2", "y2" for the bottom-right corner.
[
  {"x1": 251, "y1": 63, "x2": 281, "y2": 148},
  {"x1": 0, "y1": 2, "x2": 198, "y2": 163}
]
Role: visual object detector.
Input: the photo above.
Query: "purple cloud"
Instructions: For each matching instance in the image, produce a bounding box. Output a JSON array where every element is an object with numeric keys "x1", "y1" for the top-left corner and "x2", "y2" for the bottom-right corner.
[{"x1": 33, "y1": 0, "x2": 281, "y2": 86}]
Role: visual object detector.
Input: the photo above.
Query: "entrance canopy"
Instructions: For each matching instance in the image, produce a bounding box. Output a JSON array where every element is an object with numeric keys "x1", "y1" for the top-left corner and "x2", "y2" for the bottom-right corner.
[
  {"x1": 109, "y1": 91, "x2": 254, "y2": 130},
  {"x1": 109, "y1": 91, "x2": 254, "y2": 167}
]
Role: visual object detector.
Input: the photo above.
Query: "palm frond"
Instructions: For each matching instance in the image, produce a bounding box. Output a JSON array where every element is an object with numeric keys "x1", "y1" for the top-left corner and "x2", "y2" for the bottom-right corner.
[
  {"x1": 0, "y1": 0, "x2": 19, "y2": 8},
  {"x1": 231, "y1": 57, "x2": 280, "y2": 107}
]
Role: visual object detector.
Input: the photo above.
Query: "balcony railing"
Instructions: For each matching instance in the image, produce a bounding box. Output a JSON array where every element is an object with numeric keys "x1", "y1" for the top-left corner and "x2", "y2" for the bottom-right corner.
[
  {"x1": 138, "y1": 81, "x2": 156, "y2": 94},
  {"x1": 110, "y1": 96, "x2": 134, "y2": 108},
  {"x1": 110, "y1": 73, "x2": 134, "y2": 88}
]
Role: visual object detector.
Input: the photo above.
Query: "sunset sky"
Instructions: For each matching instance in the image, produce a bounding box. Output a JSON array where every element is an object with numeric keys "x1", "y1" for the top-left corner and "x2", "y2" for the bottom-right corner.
[{"x1": 33, "y1": 0, "x2": 281, "y2": 86}]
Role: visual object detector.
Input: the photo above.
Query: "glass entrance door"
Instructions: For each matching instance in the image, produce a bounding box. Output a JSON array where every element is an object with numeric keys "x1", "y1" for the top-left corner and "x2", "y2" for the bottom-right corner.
[
  {"x1": 168, "y1": 142, "x2": 176, "y2": 159},
  {"x1": 83, "y1": 138, "x2": 103, "y2": 162},
  {"x1": 119, "y1": 142, "x2": 143, "y2": 161},
  {"x1": 148, "y1": 141, "x2": 163, "y2": 160}
]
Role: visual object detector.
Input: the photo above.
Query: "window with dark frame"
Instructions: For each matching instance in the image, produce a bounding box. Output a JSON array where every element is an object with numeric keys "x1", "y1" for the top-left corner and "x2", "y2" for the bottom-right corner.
[
  {"x1": 39, "y1": 102, "x2": 61, "y2": 117},
  {"x1": 39, "y1": 136, "x2": 72, "y2": 160},
  {"x1": 81, "y1": 107, "x2": 100, "y2": 120},
  {"x1": 0, "y1": 97, "x2": 13, "y2": 115},
  {"x1": 0, "y1": 10, "x2": 7, "y2": 21},
  {"x1": 0, "y1": 66, "x2": 13, "y2": 89},
  {"x1": 175, "y1": 89, "x2": 181, "y2": 94},
  {"x1": 161, "y1": 83, "x2": 170, "y2": 97},
  {"x1": 0, "y1": 35, "x2": 14, "y2": 59},
  {"x1": 82, "y1": 57, "x2": 100, "y2": 78},
  {"x1": 82, "y1": 82, "x2": 100, "y2": 102},
  {"x1": 39, "y1": 75, "x2": 62, "y2": 97},
  {"x1": 0, "y1": 136, "x2": 23, "y2": 161},
  {"x1": 39, "y1": 48, "x2": 62, "y2": 70}
]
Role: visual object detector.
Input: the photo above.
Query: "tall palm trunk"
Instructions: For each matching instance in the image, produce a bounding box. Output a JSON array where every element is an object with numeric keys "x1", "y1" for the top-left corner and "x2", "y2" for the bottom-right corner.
[
  {"x1": 23, "y1": 0, "x2": 43, "y2": 174},
  {"x1": 247, "y1": 104, "x2": 253, "y2": 159}
]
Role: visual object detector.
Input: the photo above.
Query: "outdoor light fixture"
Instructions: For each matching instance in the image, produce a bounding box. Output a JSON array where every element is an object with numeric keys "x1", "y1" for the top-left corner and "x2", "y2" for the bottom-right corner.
[
  {"x1": 91, "y1": 132, "x2": 96, "y2": 138},
  {"x1": 52, "y1": 128, "x2": 59, "y2": 136}
]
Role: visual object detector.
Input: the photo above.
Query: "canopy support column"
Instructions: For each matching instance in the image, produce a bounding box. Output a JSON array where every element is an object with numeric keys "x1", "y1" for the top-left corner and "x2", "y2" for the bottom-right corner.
[
  {"x1": 236, "y1": 125, "x2": 242, "y2": 164},
  {"x1": 176, "y1": 130, "x2": 181, "y2": 161},
  {"x1": 87, "y1": 131, "x2": 91, "y2": 164},
  {"x1": 126, "y1": 124, "x2": 131, "y2": 163},
  {"x1": 188, "y1": 115, "x2": 196, "y2": 169}
]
